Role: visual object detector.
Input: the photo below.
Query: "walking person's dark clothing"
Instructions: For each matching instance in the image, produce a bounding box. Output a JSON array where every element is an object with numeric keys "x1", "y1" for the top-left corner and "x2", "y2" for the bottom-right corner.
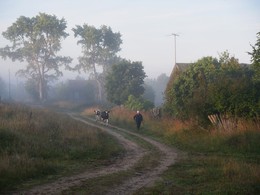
[{"x1": 133, "y1": 111, "x2": 143, "y2": 130}]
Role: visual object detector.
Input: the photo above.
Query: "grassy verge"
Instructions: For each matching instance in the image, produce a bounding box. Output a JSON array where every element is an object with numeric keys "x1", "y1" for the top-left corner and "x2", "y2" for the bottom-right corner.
[
  {"x1": 84, "y1": 106, "x2": 260, "y2": 194},
  {"x1": 0, "y1": 103, "x2": 125, "y2": 193},
  {"x1": 136, "y1": 154, "x2": 260, "y2": 194}
]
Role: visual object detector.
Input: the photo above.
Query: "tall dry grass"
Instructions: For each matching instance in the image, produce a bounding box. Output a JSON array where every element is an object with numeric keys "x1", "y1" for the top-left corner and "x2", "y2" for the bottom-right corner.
[
  {"x1": 86, "y1": 105, "x2": 260, "y2": 193},
  {"x1": 0, "y1": 103, "x2": 124, "y2": 192}
]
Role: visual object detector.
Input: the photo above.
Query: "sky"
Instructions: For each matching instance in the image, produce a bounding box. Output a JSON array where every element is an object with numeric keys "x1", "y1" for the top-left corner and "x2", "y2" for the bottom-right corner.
[{"x1": 0, "y1": 0, "x2": 259, "y2": 82}]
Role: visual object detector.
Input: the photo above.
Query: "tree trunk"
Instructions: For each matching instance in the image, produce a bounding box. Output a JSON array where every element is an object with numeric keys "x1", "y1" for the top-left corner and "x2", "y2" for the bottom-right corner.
[
  {"x1": 39, "y1": 79, "x2": 43, "y2": 101},
  {"x1": 93, "y1": 64, "x2": 102, "y2": 102},
  {"x1": 97, "y1": 79, "x2": 102, "y2": 102},
  {"x1": 38, "y1": 74, "x2": 46, "y2": 102}
]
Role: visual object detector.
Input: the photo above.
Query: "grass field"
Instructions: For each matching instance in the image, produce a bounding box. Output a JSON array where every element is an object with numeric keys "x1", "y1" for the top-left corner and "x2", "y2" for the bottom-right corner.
[
  {"x1": 0, "y1": 103, "x2": 124, "y2": 193},
  {"x1": 92, "y1": 106, "x2": 260, "y2": 194},
  {"x1": 1, "y1": 102, "x2": 259, "y2": 194}
]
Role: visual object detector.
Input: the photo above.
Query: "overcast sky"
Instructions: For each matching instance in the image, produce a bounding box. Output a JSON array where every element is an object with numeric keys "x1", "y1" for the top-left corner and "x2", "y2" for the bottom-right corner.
[{"x1": 0, "y1": 0, "x2": 259, "y2": 81}]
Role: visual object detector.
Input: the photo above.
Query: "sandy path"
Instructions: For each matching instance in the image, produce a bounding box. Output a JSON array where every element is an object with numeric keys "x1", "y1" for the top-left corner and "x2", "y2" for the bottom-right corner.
[{"x1": 15, "y1": 113, "x2": 178, "y2": 194}]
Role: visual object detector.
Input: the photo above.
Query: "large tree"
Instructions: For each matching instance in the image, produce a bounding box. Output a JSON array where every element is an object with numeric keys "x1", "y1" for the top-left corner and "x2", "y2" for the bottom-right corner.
[
  {"x1": 72, "y1": 24, "x2": 122, "y2": 102},
  {"x1": 105, "y1": 60, "x2": 146, "y2": 105},
  {"x1": 165, "y1": 52, "x2": 259, "y2": 123},
  {"x1": 0, "y1": 13, "x2": 72, "y2": 101}
]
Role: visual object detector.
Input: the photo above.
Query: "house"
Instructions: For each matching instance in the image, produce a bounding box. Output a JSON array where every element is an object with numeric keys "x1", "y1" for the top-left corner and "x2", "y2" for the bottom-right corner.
[{"x1": 165, "y1": 63, "x2": 192, "y2": 94}]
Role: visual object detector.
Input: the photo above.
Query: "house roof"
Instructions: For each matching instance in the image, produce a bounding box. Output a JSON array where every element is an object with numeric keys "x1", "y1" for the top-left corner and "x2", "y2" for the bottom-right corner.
[
  {"x1": 168, "y1": 63, "x2": 192, "y2": 80},
  {"x1": 174, "y1": 63, "x2": 192, "y2": 72}
]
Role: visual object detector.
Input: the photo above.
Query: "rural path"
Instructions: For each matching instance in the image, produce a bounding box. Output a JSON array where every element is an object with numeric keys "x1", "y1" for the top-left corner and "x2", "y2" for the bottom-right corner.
[{"x1": 16, "y1": 113, "x2": 179, "y2": 195}]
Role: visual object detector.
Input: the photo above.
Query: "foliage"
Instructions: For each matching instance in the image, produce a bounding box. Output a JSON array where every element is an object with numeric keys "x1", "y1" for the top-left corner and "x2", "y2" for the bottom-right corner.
[
  {"x1": 71, "y1": 24, "x2": 122, "y2": 102},
  {"x1": 249, "y1": 32, "x2": 260, "y2": 83},
  {"x1": 165, "y1": 56, "x2": 219, "y2": 122},
  {"x1": 0, "y1": 13, "x2": 72, "y2": 101},
  {"x1": 164, "y1": 51, "x2": 259, "y2": 123},
  {"x1": 105, "y1": 60, "x2": 147, "y2": 105},
  {"x1": 124, "y1": 95, "x2": 154, "y2": 111},
  {"x1": 248, "y1": 32, "x2": 260, "y2": 118}
]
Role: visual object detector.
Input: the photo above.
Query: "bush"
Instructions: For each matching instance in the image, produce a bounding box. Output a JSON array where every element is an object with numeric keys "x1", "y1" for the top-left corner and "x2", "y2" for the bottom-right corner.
[{"x1": 125, "y1": 95, "x2": 154, "y2": 111}]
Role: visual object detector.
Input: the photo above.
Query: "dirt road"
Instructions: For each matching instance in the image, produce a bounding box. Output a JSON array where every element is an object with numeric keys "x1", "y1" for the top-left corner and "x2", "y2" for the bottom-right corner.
[{"x1": 17, "y1": 113, "x2": 179, "y2": 194}]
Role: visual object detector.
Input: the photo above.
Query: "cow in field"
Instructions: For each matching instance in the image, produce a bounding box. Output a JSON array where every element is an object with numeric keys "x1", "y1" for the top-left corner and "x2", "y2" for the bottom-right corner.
[
  {"x1": 94, "y1": 110, "x2": 110, "y2": 125},
  {"x1": 100, "y1": 110, "x2": 110, "y2": 125},
  {"x1": 94, "y1": 110, "x2": 101, "y2": 121}
]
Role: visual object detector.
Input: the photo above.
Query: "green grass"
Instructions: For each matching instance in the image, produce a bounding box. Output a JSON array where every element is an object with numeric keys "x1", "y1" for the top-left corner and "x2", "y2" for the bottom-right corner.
[
  {"x1": 2, "y1": 103, "x2": 259, "y2": 194},
  {"x1": 103, "y1": 106, "x2": 260, "y2": 194},
  {"x1": 0, "y1": 103, "x2": 125, "y2": 193},
  {"x1": 139, "y1": 130, "x2": 260, "y2": 194},
  {"x1": 137, "y1": 154, "x2": 260, "y2": 195}
]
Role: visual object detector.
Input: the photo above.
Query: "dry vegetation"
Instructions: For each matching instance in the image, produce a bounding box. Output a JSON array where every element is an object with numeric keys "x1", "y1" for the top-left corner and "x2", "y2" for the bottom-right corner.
[
  {"x1": 82, "y1": 106, "x2": 260, "y2": 194},
  {"x1": 1, "y1": 102, "x2": 259, "y2": 194},
  {"x1": 0, "y1": 103, "x2": 124, "y2": 192}
]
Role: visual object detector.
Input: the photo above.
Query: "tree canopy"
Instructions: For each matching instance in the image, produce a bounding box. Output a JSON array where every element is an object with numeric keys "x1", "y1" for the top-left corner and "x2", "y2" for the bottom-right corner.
[
  {"x1": 164, "y1": 51, "x2": 259, "y2": 124},
  {"x1": 71, "y1": 24, "x2": 122, "y2": 102},
  {"x1": 105, "y1": 60, "x2": 146, "y2": 105},
  {"x1": 0, "y1": 13, "x2": 72, "y2": 101}
]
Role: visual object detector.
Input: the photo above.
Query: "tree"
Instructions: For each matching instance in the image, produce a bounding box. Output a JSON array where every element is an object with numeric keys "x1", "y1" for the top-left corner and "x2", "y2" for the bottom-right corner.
[
  {"x1": 165, "y1": 52, "x2": 259, "y2": 124},
  {"x1": 248, "y1": 32, "x2": 260, "y2": 118},
  {"x1": 72, "y1": 24, "x2": 122, "y2": 102},
  {"x1": 0, "y1": 13, "x2": 72, "y2": 101},
  {"x1": 105, "y1": 60, "x2": 146, "y2": 105},
  {"x1": 173, "y1": 57, "x2": 219, "y2": 122},
  {"x1": 125, "y1": 95, "x2": 154, "y2": 111},
  {"x1": 249, "y1": 32, "x2": 260, "y2": 83},
  {"x1": 208, "y1": 66, "x2": 257, "y2": 119}
]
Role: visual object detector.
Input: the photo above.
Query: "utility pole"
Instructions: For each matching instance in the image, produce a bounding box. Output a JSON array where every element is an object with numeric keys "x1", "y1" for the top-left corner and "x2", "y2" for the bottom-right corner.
[{"x1": 170, "y1": 33, "x2": 179, "y2": 66}]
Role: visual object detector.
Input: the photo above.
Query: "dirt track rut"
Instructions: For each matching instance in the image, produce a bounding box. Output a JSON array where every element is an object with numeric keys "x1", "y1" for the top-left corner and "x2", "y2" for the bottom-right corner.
[{"x1": 16, "y1": 113, "x2": 178, "y2": 194}]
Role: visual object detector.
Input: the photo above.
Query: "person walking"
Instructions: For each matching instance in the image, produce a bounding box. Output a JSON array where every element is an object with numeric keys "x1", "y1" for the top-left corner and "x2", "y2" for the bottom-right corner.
[{"x1": 133, "y1": 110, "x2": 143, "y2": 130}]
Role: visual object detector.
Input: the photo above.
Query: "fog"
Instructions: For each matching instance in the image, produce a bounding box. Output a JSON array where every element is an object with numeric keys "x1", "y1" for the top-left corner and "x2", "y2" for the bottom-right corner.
[{"x1": 0, "y1": 0, "x2": 259, "y2": 103}]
